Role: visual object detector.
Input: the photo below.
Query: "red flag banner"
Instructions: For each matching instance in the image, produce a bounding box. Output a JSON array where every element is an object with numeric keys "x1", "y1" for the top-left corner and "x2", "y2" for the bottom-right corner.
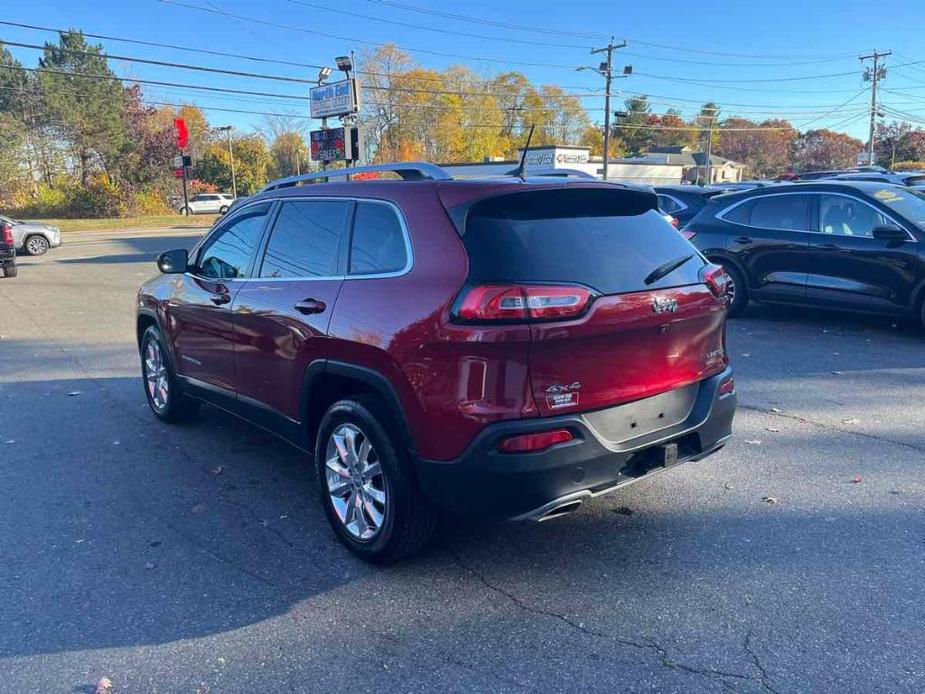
[{"x1": 174, "y1": 118, "x2": 189, "y2": 150}]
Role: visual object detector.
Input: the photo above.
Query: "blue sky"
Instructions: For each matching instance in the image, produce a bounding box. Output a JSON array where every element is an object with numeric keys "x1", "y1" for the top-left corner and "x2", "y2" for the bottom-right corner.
[{"x1": 3, "y1": 0, "x2": 925, "y2": 142}]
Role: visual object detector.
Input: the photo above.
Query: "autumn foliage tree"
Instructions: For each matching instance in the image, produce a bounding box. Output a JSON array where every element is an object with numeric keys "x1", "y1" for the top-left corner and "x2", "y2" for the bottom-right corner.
[
  {"x1": 792, "y1": 129, "x2": 864, "y2": 171},
  {"x1": 717, "y1": 118, "x2": 798, "y2": 177}
]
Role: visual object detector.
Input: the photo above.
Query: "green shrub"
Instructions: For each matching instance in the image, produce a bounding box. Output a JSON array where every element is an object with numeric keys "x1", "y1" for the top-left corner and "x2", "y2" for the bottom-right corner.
[
  {"x1": 127, "y1": 190, "x2": 173, "y2": 216},
  {"x1": 892, "y1": 161, "x2": 925, "y2": 171}
]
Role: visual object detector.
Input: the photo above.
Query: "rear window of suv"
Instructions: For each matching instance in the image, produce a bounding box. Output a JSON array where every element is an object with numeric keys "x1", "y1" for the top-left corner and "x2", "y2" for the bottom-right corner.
[{"x1": 462, "y1": 188, "x2": 704, "y2": 295}]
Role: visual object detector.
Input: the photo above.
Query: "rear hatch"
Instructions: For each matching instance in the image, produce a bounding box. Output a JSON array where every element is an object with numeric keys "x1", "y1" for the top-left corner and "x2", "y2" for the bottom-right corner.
[{"x1": 452, "y1": 186, "x2": 728, "y2": 417}]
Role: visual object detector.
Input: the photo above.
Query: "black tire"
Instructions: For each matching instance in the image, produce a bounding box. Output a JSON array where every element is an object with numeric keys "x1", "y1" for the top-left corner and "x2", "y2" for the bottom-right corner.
[
  {"x1": 24, "y1": 235, "x2": 49, "y2": 256},
  {"x1": 315, "y1": 397, "x2": 438, "y2": 564},
  {"x1": 179, "y1": 206, "x2": 191, "y2": 216},
  {"x1": 720, "y1": 262, "x2": 748, "y2": 317},
  {"x1": 140, "y1": 325, "x2": 200, "y2": 423},
  {"x1": 1, "y1": 263, "x2": 16, "y2": 278},
  {"x1": 219, "y1": 205, "x2": 229, "y2": 215}
]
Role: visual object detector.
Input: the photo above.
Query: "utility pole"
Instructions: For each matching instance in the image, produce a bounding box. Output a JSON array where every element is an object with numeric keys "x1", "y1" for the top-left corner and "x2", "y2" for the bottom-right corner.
[
  {"x1": 860, "y1": 50, "x2": 891, "y2": 166},
  {"x1": 701, "y1": 107, "x2": 719, "y2": 185},
  {"x1": 584, "y1": 39, "x2": 628, "y2": 180},
  {"x1": 214, "y1": 125, "x2": 237, "y2": 198}
]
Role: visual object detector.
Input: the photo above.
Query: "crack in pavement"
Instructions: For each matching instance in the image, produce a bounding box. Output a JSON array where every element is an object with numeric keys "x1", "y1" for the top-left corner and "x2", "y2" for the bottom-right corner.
[
  {"x1": 744, "y1": 630, "x2": 780, "y2": 694},
  {"x1": 738, "y1": 403, "x2": 925, "y2": 456},
  {"x1": 445, "y1": 546, "x2": 763, "y2": 687}
]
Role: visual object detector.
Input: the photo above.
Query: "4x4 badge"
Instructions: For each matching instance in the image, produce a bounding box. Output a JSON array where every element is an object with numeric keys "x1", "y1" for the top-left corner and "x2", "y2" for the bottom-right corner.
[{"x1": 652, "y1": 296, "x2": 679, "y2": 314}]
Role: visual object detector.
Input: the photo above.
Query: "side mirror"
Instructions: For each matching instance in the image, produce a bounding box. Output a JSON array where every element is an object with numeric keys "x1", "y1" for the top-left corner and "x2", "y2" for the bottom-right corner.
[
  {"x1": 157, "y1": 248, "x2": 189, "y2": 274},
  {"x1": 872, "y1": 224, "x2": 907, "y2": 241}
]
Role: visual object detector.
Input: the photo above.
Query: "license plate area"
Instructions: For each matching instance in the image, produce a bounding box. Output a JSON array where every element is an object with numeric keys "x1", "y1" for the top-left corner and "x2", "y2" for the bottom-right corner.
[{"x1": 622, "y1": 441, "x2": 684, "y2": 478}]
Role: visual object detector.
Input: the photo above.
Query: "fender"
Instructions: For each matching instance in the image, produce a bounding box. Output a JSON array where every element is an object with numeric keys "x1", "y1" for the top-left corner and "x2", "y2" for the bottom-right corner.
[
  {"x1": 704, "y1": 251, "x2": 749, "y2": 293},
  {"x1": 301, "y1": 359, "x2": 417, "y2": 453},
  {"x1": 909, "y1": 276, "x2": 925, "y2": 313}
]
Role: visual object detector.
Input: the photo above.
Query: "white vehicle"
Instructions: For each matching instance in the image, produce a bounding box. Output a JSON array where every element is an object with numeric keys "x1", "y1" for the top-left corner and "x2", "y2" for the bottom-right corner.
[{"x1": 179, "y1": 194, "x2": 235, "y2": 215}]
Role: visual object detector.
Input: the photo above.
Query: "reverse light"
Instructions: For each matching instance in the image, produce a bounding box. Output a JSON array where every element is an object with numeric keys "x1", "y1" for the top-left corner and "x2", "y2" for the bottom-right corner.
[
  {"x1": 700, "y1": 264, "x2": 728, "y2": 298},
  {"x1": 498, "y1": 429, "x2": 574, "y2": 453},
  {"x1": 454, "y1": 284, "x2": 595, "y2": 323}
]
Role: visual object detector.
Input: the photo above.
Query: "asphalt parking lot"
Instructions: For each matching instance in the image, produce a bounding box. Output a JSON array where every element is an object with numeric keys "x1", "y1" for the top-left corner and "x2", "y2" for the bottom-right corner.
[{"x1": 2, "y1": 229, "x2": 924, "y2": 693}]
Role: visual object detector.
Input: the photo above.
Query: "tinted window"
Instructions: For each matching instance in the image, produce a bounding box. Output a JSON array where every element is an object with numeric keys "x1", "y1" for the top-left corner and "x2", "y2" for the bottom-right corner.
[
  {"x1": 903, "y1": 175, "x2": 925, "y2": 186},
  {"x1": 260, "y1": 200, "x2": 350, "y2": 278},
  {"x1": 749, "y1": 194, "x2": 812, "y2": 231},
  {"x1": 197, "y1": 203, "x2": 271, "y2": 279},
  {"x1": 657, "y1": 195, "x2": 685, "y2": 214},
  {"x1": 722, "y1": 199, "x2": 754, "y2": 224},
  {"x1": 868, "y1": 187, "x2": 925, "y2": 228},
  {"x1": 349, "y1": 202, "x2": 408, "y2": 275},
  {"x1": 463, "y1": 188, "x2": 703, "y2": 295},
  {"x1": 819, "y1": 195, "x2": 888, "y2": 238},
  {"x1": 191, "y1": 195, "x2": 205, "y2": 202}
]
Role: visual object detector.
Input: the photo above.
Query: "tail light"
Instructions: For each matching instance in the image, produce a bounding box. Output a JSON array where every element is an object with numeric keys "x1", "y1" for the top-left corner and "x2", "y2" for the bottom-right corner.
[
  {"x1": 662, "y1": 213, "x2": 679, "y2": 228},
  {"x1": 682, "y1": 230, "x2": 697, "y2": 240},
  {"x1": 498, "y1": 429, "x2": 573, "y2": 453},
  {"x1": 454, "y1": 283, "x2": 595, "y2": 323},
  {"x1": 700, "y1": 264, "x2": 728, "y2": 298},
  {"x1": 1, "y1": 224, "x2": 12, "y2": 247}
]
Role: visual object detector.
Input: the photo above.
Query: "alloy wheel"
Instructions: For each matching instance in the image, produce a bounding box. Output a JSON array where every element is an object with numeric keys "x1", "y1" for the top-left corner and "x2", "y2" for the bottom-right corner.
[
  {"x1": 144, "y1": 340, "x2": 169, "y2": 411},
  {"x1": 324, "y1": 423, "x2": 387, "y2": 541},
  {"x1": 27, "y1": 236, "x2": 48, "y2": 255}
]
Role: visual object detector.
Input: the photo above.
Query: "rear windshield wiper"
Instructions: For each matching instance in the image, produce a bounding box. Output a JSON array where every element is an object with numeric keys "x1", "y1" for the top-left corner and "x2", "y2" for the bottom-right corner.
[{"x1": 644, "y1": 254, "x2": 694, "y2": 286}]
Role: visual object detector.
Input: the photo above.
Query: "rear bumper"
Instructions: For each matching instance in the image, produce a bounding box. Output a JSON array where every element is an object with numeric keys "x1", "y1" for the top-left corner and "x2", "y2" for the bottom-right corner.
[{"x1": 415, "y1": 367, "x2": 736, "y2": 520}]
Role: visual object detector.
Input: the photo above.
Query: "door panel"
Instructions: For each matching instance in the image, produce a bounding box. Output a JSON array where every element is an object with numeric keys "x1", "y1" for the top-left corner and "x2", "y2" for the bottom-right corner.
[
  {"x1": 805, "y1": 194, "x2": 920, "y2": 312},
  {"x1": 233, "y1": 199, "x2": 352, "y2": 420},
  {"x1": 165, "y1": 202, "x2": 272, "y2": 392}
]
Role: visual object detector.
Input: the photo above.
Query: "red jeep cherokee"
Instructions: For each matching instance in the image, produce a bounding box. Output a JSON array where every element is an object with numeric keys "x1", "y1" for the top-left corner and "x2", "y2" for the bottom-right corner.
[{"x1": 137, "y1": 163, "x2": 735, "y2": 562}]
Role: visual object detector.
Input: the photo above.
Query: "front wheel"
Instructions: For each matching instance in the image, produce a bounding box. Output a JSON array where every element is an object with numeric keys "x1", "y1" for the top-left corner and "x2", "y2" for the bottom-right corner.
[
  {"x1": 315, "y1": 398, "x2": 438, "y2": 564},
  {"x1": 24, "y1": 235, "x2": 49, "y2": 256},
  {"x1": 140, "y1": 325, "x2": 200, "y2": 423},
  {"x1": 720, "y1": 263, "x2": 748, "y2": 317}
]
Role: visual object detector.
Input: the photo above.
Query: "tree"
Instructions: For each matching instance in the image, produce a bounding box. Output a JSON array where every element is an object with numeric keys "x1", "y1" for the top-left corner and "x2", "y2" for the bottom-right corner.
[
  {"x1": 111, "y1": 85, "x2": 176, "y2": 192},
  {"x1": 615, "y1": 95, "x2": 654, "y2": 154},
  {"x1": 874, "y1": 120, "x2": 913, "y2": 169},
  {"x1": 651, "y1": 109, "x2": 696, "y2": 150},
  {"x1": 176, "y1": 104, "x2": 210, "y2": 161},
  {"x1": 195, "y1": 134, "x2": 270, "y2": 195},
  {"x1": 792, "y1": 129, "x2": 864, "y2": 171},
  {"x1": 359, "y1": 44, "x2": 416, "y2": 163},
  {"x1": 901, "y1": 129, "x2": 925, "y2": 162},
  {"x1": 38, "y1": 31, "x2": 129, "y2": 185},
  {"x1": 716, "y1": 117, "x2": 798, "y2": 177},
  {"x1": 269, "y1": 131, "x2": 308, "y2": 178}
]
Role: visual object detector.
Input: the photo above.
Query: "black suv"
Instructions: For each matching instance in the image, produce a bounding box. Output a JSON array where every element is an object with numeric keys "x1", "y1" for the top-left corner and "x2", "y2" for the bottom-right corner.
[{"x1": 685, "y1": 181, "x2": 925, "y2": 324}]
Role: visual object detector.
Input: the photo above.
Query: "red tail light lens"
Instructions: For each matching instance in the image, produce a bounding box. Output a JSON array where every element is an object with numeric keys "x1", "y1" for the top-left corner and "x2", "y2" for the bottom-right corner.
[
  {"x1": 1, "y1": 224, "x2": 12, "y2": 247},
  {"x1": 454, "y1": 284, "x2": 595, "y2": 323},
  {"x1": 719, "y1": 376, "x2": 735, "y2": 396},
  {"x1": 700, "y1": 264, "x2": 728, "y2": 298},
  {"x1": 498, "y1": 429, "x2": 573, "y2": 453}
]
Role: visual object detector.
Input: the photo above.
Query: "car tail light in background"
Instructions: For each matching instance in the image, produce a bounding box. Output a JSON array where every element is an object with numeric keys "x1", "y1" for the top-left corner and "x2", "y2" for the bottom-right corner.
[
  {"x1": 1, "y1": 223, "x2": 12, "y2": 247},
  {"x1": 681, "y1": 230, "x2": 697, "y2": 240},
  {"x1": 454, "y1": 284, "x2": 595, "y2": 323},
  {"x1": 662, "y1": 213, "x2": 679, "y2": 228},
  {"x1": 498, "y1": 429, "x2": 574, "y2": 453},
  {"x1": 700, "y1": 264, "x2": 729, "y2": 298}
]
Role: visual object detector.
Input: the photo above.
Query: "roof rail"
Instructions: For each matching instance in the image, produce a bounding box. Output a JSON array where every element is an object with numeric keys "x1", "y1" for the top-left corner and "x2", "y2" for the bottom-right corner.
[
  {"x1": 261, "y1": 161, "x2": 452, "y2": 192},
  {"x1": 522, "y1": 168, "x2": 597, "y2": 180}
]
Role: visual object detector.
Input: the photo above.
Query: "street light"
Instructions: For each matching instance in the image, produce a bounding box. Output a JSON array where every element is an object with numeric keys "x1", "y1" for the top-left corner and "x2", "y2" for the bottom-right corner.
[
  {"x1": 335, "y1": 55, "x2": 353, "y2": 75},
  {"x1": 214, "y1": 125, "x2": 237, "y2": 200},
  {"x1": 317, "y1": 66, "x2": 332, "y2": 85}
]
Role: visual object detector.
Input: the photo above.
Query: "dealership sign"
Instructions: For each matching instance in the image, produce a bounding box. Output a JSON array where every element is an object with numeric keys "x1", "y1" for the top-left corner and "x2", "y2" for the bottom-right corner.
[
  {"x1": 310, "y1": 79, "x2": 361, "y2": 119},
  {"x1": 310, "y1": 127, "x2": 361, "y2": 162}
]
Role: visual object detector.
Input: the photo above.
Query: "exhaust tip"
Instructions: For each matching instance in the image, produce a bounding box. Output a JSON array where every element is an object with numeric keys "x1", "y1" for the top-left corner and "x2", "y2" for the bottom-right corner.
[{"x1": 538, "y1": 500, "x2": 583, "y2": 521}]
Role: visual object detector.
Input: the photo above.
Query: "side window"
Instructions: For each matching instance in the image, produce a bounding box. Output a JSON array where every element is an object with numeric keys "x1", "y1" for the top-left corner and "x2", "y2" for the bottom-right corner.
[
  {"x1": 722, "y1": 199, "x2": 754, "y2": 225},
  {"x1": 197, "y1": 203, "x2": 271, "y2": 279},
  {"x1": 657, "y1": 195, "x2": 684, "y2": 214},
  {"x1": 749, "y1": 195, "x2": 812, "y2": 231},
  {"x1": 819, "y1": 195, "x2": 888, "y2": 238},
  {"x1": 349, "y1": 202, "x2": 409, "y2": 275},
  {"x1": 260, "y1": 200, "x2": 350, "y2": 278},
  {"x1": 191, "y1": 195, "x2": 204, "y2": 202}
]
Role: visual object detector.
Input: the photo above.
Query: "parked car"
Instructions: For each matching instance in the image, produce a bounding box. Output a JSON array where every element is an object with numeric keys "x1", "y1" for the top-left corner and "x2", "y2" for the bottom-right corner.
[
  {"x1": 0, "y1": 221, "x2": 16, "y2": 278},
  {"x1": 791, "y1": 166, "x2": 889, "y2": 181},
  {"x1": 655, "y1": 185, "x2": 725, "y2": 227},
  {"x1": 683, "y1": 181, "x2": 925, "y2": 323},
  {"x1": 0, "y1": 215, "x2": 62, "y2": 256},
  {"x1": 178, "y1": 193, "x2": 235, "y2": 215},
  {"x1": 137, "y1": 162, "x2": 736, "y2": 563}
]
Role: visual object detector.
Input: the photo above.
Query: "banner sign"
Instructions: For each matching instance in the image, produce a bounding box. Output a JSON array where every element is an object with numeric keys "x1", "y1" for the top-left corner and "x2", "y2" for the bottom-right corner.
[
  {"x1": 310, "y1": 79, "x2": 361, "y2": 119},
  {"x1": 310, "y1": 127, "x2": 361, "y2": 162}
]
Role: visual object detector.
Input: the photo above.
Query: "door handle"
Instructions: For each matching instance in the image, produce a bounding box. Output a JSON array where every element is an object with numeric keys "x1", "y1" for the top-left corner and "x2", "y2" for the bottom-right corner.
[
  {"x1": 210, "y1": 292, "x2": 231, "y2": 305},
  {"x1": 734, "y1": 236, "x2": 752, "y2": 245},
  {"x1": 294, "y1": 298, "x2": 327, "y2": 315}
]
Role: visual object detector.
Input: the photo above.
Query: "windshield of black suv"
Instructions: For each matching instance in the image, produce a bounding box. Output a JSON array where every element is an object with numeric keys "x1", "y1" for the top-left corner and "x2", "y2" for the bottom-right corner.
[
  {"x1": 871, "y1": 187, "x2": 925, "y2": 228},
  {"x1": 463, "y1": 187, "x2": 705, "y2": 295}
]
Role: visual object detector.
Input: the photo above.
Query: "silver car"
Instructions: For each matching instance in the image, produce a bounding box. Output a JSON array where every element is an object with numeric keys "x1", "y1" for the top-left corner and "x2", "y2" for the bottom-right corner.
[{"x1": 0, "y1": 215, "x2": 62, "y2": 256}]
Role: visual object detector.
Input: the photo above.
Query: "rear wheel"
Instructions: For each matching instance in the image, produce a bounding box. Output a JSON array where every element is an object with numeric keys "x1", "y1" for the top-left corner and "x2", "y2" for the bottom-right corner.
[
  {"x1": 140, "y1": 325, "x2": 200, "y2": 423},
  {"x1": 1, "y1": 263, "x2": 16, "y2": 278},
  {"x1": 718, "y1": 263, "x2": 748, "y2": 317},
  {"x1": 219, "y1": 205, "x2": 229, "y2": 215},
  {"x1": 24, "y1": 235, "x2": 49, "y2": 256},
  {"x1": 179, "y1": 206, "x2": 191, "y2": 216},
  {"x1": 315, "y1": 398, "x2": 438, "y2": 563}
]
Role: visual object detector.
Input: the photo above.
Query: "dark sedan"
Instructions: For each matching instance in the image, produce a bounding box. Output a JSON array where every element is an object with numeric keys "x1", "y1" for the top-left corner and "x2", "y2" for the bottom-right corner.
[
  {"x1": 683, "y1": 181, "x2": 925, "y2": 325},
  {"x1": 654, "y1": 185, "x2": 725, "y2": 227}
]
